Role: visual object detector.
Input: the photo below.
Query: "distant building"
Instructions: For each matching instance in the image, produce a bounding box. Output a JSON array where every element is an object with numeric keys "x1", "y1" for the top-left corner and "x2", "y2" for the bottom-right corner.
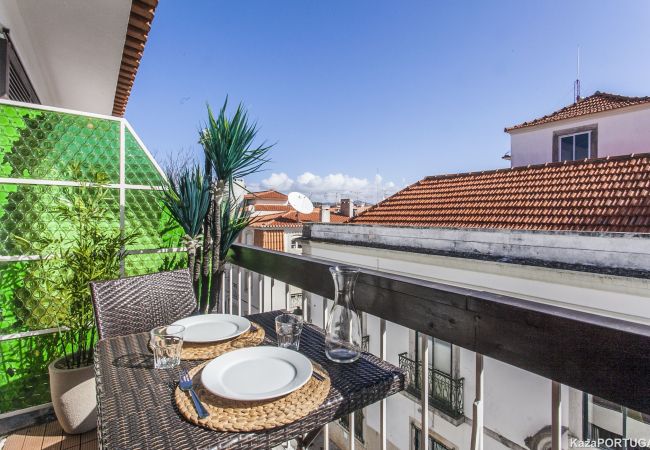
[
  {"x1": 240, "y1": 190, "x2": 347, "y2": 253},
  {"x1": 505, "y1": 91, "x2": 650, "y2": 167}
]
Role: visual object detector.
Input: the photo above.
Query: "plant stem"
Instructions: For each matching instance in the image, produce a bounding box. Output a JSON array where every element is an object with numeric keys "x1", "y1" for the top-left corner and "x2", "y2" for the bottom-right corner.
[
  {"x1": 208, "y1": 181, "x2": 225, "y2": 313},
  {"x1": 199, "y1": 156, "x2": 213, "y2": 313}
]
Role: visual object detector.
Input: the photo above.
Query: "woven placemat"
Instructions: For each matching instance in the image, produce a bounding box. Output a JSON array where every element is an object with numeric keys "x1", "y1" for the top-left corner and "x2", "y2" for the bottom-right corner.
[
  {"x1": 174, "y1": 358, "x2": 331, "y2": 432},
  {"x1": 180, "y1": 322, "x2": 265, "y2": 360}
]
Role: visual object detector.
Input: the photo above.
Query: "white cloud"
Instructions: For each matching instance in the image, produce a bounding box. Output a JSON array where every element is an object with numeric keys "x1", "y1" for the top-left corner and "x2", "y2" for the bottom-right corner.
[
  {"x1": 261, "y1": 172, "x2": 294, "y2": 191},
  {"x1": 257, "y1": 171, "x2": 398, "y2": 203}
]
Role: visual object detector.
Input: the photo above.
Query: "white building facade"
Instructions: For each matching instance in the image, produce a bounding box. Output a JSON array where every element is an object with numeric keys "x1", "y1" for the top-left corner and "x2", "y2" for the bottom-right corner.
[{"x1": 506, "y1": 92, "x2": 650, "y2": 168}]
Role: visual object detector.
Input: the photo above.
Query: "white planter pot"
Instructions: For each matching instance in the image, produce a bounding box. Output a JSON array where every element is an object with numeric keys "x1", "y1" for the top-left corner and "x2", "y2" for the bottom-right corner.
[{"x1": 48, "y1": 356, "x2": 97, "y2": 434}]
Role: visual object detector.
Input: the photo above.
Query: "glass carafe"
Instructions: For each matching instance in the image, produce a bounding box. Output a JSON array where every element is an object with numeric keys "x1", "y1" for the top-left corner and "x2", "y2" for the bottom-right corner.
[{"x1": 325, "y1": 266, "x2": 362, "y2": 363}]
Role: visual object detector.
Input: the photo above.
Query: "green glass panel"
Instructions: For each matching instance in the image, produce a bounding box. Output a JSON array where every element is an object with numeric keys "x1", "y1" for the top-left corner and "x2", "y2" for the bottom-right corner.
[
  {"x1": 125, "y1": 128, "x2": 162, "y2": 186},
  {"x1": 126, "y1": 189, "x2": 183, "y2": 250},
  {"x1": 0, "y1": 102, "x2": 182, "y2": 414},
  {"x1": 0, "y1": 184, "x2": 119, "y2": 256},
  {"x1": 125, "y1": 252, "x2": 187, "y2": 277},
  {"x1": 0, "y1": 105, "x2": 120, "y2": 182},
  {"x1": 0, "y1": 332, "x2": 61, "y2": 413}
]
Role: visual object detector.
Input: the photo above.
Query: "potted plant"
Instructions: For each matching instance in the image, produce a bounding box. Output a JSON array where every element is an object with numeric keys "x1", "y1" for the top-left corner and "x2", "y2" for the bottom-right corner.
[
  {"x1": 159, "y1": 98, "x2": 273, "y2": 313},
  {"x1": 198, "y1": 98, "x2": 272, "y2": 312},
  {"x1": 16, "y1": 167, "x2": 136, "y2": 433}
]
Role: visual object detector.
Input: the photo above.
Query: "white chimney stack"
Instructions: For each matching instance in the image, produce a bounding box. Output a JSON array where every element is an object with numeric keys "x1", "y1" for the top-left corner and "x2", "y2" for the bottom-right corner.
[{"x1": 320, "y1": 205, "x2": 331, "y2": 223}]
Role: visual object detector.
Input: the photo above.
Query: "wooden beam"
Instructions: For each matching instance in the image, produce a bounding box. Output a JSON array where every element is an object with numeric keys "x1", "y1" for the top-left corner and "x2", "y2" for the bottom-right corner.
[
  {"x1": 127, "y1": 25, "x2": 148, "y2": 41},
  {"x1": 228, "y1": 243, "x2": 650, "y2": 414},
  {"x1": 132, "y1": 1, "x2": 155, "y2": 21},
  {"x1": 122, "y1": 47, "x2": 143, "y2": 60},
  {"x1": 128, "y1": 15, "x2": 151, "y2": 32},
  {"x1": 124, "y1": 37, "x2": 145, "y2": 52}
]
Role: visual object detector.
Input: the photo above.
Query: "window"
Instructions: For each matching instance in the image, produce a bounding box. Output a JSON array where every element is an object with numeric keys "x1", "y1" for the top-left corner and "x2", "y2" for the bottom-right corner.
[
  {"x1": 416, "y1": 331, "x2": 452, "y2": 375},
  {"x1": 559, "y1": 132, "x2": 591, "y2": 161},
  {"x1": 411, "y1": 423, "x2": 453, "y2": 450},
  {"x1": 290, "y1": 237, "x2": 302, "y2": 249},
  {"x1": 0, "y1": 29, "x2": 40, "y2": 104}
]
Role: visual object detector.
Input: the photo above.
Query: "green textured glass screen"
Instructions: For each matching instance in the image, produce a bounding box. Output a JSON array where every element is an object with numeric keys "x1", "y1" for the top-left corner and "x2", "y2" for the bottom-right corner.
[{"x1": 0, "y1": 102, "x2": 184, "y2": 413}]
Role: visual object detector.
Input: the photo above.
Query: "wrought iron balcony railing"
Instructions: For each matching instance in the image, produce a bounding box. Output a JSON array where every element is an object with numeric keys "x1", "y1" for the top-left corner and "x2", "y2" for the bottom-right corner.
[{"x1": 398, "y1": 353, "x2": 464, "y2": 419}]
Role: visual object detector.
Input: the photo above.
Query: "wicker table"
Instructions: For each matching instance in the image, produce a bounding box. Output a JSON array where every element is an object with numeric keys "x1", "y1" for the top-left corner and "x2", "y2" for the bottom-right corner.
[{"x1": 94, "y1": 311, "x2": 404, "y2": 449}]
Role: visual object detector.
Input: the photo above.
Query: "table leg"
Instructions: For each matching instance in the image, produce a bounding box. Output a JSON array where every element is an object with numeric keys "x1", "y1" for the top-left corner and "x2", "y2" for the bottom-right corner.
[{"x1": 296, "y1": 426, "x2": 324, "y2": 450}]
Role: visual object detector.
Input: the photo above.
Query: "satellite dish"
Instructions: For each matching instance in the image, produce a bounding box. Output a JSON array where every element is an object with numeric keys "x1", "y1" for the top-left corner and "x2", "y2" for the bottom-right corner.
[{"x1": 288, "y1": 192, "x2": 314, "y2": 214}]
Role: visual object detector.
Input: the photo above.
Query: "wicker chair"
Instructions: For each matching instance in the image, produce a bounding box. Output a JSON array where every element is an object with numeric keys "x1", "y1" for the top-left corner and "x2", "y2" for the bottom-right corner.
[{"x1": 90, "y1": 269, "x2": 198, "y2": 339}]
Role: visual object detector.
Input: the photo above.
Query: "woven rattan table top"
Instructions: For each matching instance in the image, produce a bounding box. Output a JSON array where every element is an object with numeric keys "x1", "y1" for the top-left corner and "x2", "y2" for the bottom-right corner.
[{"x1": 94, "y1": 311, "x2": 404, "y2": 450}]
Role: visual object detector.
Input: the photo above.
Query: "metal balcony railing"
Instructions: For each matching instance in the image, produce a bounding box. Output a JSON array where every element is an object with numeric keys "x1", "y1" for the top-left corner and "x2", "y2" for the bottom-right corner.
[{"x1": 398, "y1": 353, "x2": 464, "y2": 419}]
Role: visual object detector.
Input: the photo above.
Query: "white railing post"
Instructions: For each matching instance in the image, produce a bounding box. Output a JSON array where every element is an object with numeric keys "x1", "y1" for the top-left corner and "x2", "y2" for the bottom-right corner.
[
  {"x1": 258, "y1": 275, "x2": 264, "y2": 313},
  {"x1": 220, "y1": 271, "x2": 226, "y2": 314},
  {"x1": 348, "y1": 413, "x2": 355, "y2": 450},
  {"x1": 323, "y1": 423, "x2": 330, "y2": 450},
  {"x1": 420, "y1": 334, "x2": 429, "y2": 450},
  {"x1": 552, "y1": 381, "x2": 562, "y2": 450},
  {"x1": 285, "y1": 283, "x2": 290, "y2": 311},
  {"x1": 380, "y1": 318, "x2": 387, "y2": 450},
  {"x1": 471, "y1": 353, "x2": 484, "y2": 450},
  {"x1": 237, "y1": 267, "x2": 242, "y2": 316},
  {"x1": 229, "y1": 265, "x2": 233, "y2": 314},
  {"x1": 247, "y1": 270, "x2": 252, "y2": 315}
]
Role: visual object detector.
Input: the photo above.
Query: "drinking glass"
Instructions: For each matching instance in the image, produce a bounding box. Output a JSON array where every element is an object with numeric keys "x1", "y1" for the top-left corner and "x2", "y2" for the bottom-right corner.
[
  {"x1": 275, "y1": 314, "x2": 304, "y2": 351},
  {"x1": 150, "y1": 325, "x2": 185, "y2": 369}
]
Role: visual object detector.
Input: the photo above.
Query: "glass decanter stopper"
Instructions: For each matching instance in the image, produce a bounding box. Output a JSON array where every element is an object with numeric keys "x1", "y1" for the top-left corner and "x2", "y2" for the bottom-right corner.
[{"x1": 325, "y1": 266, "x2": 362, "y2": 363}]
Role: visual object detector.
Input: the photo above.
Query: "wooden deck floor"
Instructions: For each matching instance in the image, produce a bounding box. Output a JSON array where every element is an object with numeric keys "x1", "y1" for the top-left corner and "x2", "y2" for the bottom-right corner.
[{"x1": 3, "y1": 421, "x2": 96, "y2": 450}]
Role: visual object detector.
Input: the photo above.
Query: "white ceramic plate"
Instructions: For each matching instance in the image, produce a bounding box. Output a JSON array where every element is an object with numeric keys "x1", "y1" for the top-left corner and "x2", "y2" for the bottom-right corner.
[
  {"x1": 201, "y1": 347, "x2": 313, "y2": 401},
  {"x1": 172, "y1": 314, "x2": 251, "y2": 343}
]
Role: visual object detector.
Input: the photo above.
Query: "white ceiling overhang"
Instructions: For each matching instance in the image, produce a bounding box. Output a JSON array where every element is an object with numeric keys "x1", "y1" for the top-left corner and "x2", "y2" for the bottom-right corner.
[{"x1": 2, "y1": 0, "x2": 132, "y2": 115}]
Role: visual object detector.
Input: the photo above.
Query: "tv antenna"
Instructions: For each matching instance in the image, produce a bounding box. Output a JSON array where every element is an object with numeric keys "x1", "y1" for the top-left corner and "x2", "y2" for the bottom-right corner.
[
  {"x1": 288, "y1": 192, "x2": 314, "y2": 221},
  {"x1": 574, "y1": 45, "x2": 581, "y2": 102}
]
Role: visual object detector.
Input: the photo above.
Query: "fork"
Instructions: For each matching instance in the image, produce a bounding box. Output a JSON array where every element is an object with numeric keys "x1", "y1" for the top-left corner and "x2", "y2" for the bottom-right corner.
[{"x1": 179, "y1": 369, "x2": 209, "y2": 419}]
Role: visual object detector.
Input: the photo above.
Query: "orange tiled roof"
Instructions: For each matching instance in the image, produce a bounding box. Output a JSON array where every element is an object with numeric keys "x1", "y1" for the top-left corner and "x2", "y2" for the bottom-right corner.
[
  {"x1": 251, "y1": 204, "x2": 293, "y2": 212},
  {"x1": 505, "y1": 92, "x2": 650, "y2": 132},
  {"x1": 348, "y1": 153, "x2": 650, "y2": 233},
  {"x1": 244, "y1": 190, "x2": 288, "y2": 201},
  {"x1": 251, "y1": 208, "x2": 348, "y2": 228},
  {"x1": 112, "y1": 0, "x2": 159, "y2": 116}
]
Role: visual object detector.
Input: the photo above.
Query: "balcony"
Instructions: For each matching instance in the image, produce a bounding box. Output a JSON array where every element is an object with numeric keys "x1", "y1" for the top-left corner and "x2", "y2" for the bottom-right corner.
[
  {"x1": 398, "y1": 352, "x2": 464, "y2": 420},
  {"x1": 2, "y1": 95, "x2": 650, "y2": 450}
]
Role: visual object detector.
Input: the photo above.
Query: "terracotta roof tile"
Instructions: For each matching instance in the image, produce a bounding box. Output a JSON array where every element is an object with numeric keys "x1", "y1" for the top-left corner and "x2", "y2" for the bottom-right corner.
[
  {"x1": 505, "y1": 92, "x2": 650, "y2": 132},
  {"x1": 251, "y1": 208, "x2": 348, "y2": 228},
  {"x1": 348, "y1": 153, "x2": 650, "y2": 233},
  {"x1": 244, "y1": 190, "x2": 288, "y2": 201},
  {"x1": 251, "y1": 204, "x2": 293, "y2": 212}
]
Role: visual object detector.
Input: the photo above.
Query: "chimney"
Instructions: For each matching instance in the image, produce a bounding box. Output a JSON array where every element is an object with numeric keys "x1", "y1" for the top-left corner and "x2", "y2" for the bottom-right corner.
[
  {"x1": 340, "y1": 198, "x2": 354, "y2": 218},
  {"x1": 320, "y1": 205, "x2": 331, "y2": 223}
]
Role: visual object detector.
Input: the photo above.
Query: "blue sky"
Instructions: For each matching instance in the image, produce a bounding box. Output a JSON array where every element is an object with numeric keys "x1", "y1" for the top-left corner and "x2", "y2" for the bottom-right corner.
[{"x1": 126, "y1": 0, "x2": 650, "y2": 202}]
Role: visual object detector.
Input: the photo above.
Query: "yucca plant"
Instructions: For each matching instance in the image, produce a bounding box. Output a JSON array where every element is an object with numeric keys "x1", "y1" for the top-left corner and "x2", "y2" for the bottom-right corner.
[
  {"x1": 159, "y1": 165, "x2": 211, "y2": 294},
  {"x1": 218, "y1": 198, "x2": 252, "y2": 262},
  {"x1": 199, "y1": 98, "x2": 273, "y2": 312}
]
